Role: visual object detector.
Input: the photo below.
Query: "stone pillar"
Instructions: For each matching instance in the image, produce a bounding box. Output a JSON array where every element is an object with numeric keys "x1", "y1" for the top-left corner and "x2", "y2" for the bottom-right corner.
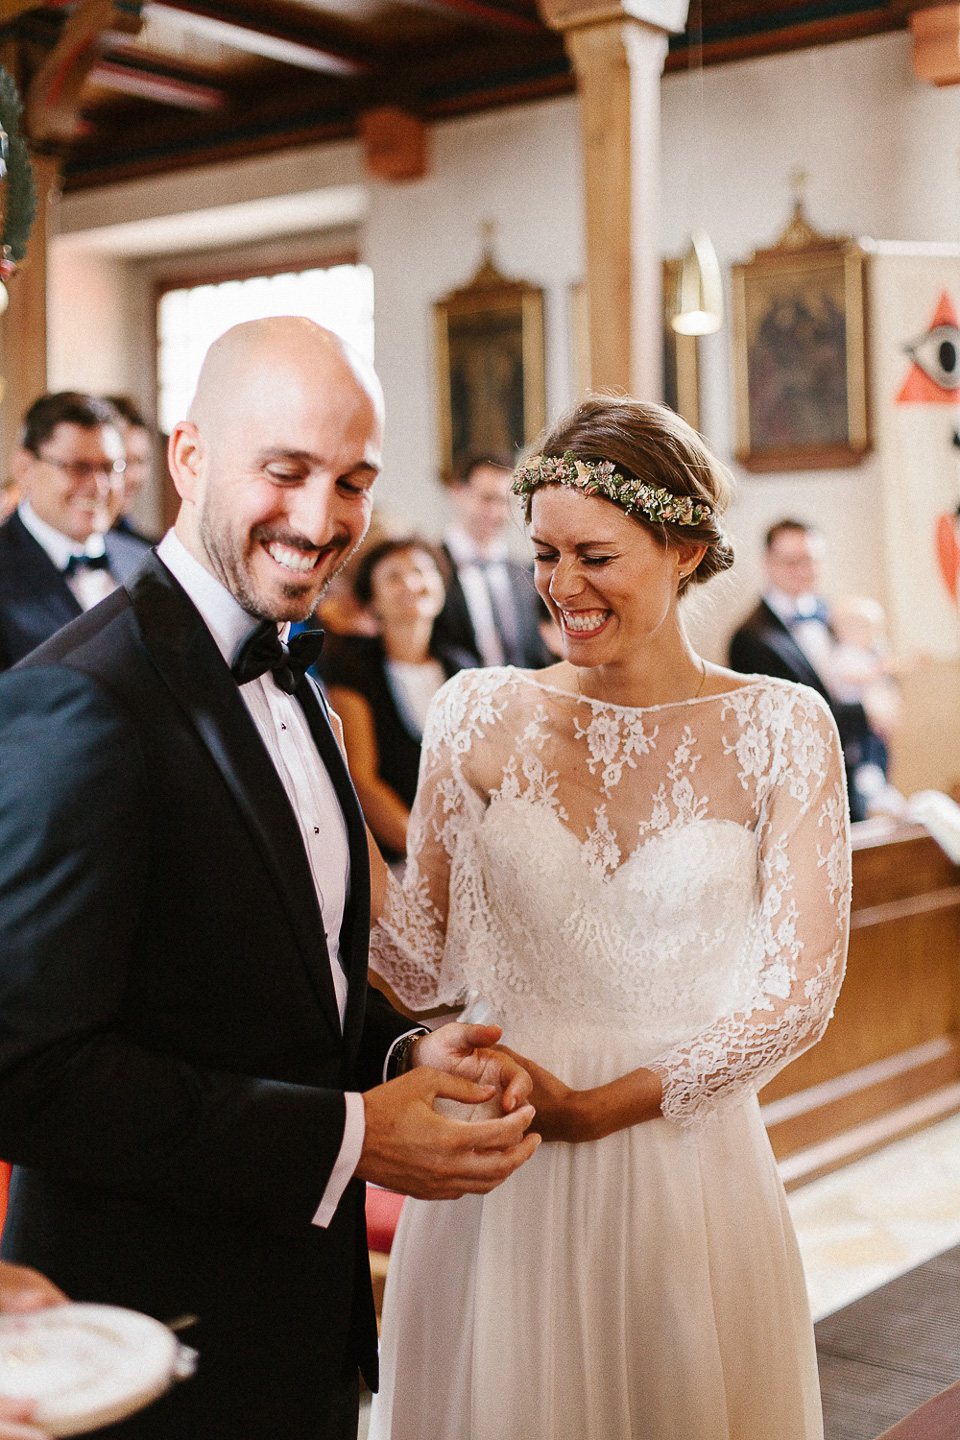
[{"x1": 538, "y1": 0, "x2": 688, "y2": 397}]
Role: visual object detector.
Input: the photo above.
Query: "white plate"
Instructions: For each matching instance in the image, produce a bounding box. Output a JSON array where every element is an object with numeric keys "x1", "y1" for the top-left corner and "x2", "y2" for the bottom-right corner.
[{"x1": 0, "y1": 1303, "x2": 196, "y2": 1436}]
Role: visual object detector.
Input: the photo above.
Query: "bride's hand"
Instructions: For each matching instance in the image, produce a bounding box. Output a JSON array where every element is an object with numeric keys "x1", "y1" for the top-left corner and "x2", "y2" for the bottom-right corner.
[{"x1": 496, "y1": 1047, "x2": 593, "y2": 1143}]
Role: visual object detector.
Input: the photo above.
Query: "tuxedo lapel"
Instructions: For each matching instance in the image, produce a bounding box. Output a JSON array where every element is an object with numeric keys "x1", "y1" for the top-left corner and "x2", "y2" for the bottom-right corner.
[
  {"x1": 6, "y1": 513, "x2": 82, "y2": 621},
  {"x1": 294, "y1": 677, "x2": 372, "y2": 1061},
  {"x1": 758, "y1": 602, "x2": 830, "y2": 698},
  {"x1": 125, "y1": 556, "x2": 342, "y2": 1032}
]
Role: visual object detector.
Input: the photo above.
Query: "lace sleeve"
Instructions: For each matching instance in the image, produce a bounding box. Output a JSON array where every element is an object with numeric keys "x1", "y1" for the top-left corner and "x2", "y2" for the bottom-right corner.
[
  {"x1": 650, "y1": 688, "x2": 852, "y2": 1126},
  {"x1": 368, "y1": 673, "x2": 483, "y2": 1010}
]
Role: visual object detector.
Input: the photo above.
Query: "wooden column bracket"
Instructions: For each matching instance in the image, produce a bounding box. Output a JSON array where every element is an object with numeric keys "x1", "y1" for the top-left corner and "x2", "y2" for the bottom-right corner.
[
  {"x1": 909, "y1": 3, "x2": 960, "y2": 87},
  {"x1": 359, "y1": 107, "x2": 430, "y2": 183}
]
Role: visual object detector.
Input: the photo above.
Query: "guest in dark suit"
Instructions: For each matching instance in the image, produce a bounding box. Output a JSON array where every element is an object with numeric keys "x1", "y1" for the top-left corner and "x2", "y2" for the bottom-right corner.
[
  {"x1": 0, "y1": 392, "x2": 150, "y2": 670},
  {"x1": 104, "y1": 394, "x2": 159, "y2": 544},
  {"x1": 0, "y1": 319, "x2": 538, "y2": 1440},
  {"x1": 728, "y1": 518, "x2": 880, "y2": 821},
  {"x1": 322, "y1": 537, "x2": 475, "y2": 863},
  {"x1": 433, "y1": 454, "x2": 551, "y2": 669}
]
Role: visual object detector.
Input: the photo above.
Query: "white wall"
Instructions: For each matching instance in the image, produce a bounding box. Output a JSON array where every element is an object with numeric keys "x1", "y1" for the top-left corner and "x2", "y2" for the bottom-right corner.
[{"x1": 45, "y1": 27, "x2": 960, "y2": 788}]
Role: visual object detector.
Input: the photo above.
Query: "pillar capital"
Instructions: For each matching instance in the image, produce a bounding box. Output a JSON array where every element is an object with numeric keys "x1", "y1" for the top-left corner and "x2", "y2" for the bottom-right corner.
[
  {"x1": 543, "y1": 4, "x2": 682, "y2": 395},
  {"x1": 537, "y1": 0, "x2": 687, "y2": 35}
]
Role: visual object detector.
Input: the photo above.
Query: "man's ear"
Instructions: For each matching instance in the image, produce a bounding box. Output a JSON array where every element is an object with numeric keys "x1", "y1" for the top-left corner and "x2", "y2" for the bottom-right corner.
[{"x1": 167, "y1": 421, "x2": 204, "y2": 503}]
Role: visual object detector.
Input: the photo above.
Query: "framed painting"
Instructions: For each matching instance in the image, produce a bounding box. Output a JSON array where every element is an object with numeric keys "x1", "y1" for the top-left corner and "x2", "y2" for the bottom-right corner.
[
  {"x1": 434, "y1": 253, "x2": 545, "y2": 479},
  {"x1": 732, "y1": 209, "x2": 869, "y2": 471}
]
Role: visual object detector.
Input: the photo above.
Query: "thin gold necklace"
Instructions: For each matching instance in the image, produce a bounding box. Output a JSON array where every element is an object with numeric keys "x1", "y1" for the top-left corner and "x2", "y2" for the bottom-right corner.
[{"x1": 574, "y1": 657, "x2": 708, "y2": 703}]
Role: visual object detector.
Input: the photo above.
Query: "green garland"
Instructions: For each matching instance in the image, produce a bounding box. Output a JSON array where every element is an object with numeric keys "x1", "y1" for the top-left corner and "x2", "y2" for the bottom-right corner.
[{"x1": 0, "y1": 65, "x2": 36, "y2": 269}]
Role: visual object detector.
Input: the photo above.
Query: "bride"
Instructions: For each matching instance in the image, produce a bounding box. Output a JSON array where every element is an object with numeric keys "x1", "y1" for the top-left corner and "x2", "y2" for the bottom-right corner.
[{"x1": 366, "y1": 397, "x2": 850, "y2": 1440}]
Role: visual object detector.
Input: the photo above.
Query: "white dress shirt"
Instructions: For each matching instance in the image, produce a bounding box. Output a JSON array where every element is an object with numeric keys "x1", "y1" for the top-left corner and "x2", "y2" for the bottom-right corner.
[
  {"x1": 156, "y1": 530, "x2": 363, "y2": 1228},
  {"x1": 18, "y1": 501, "x2": 116, "y2": 612},
  {"x1": 764, "y1": 586, "x2": 834, "y2": 679},
  {"x1": 445, "y1": 523, "x2": 517, "y2": 667}
]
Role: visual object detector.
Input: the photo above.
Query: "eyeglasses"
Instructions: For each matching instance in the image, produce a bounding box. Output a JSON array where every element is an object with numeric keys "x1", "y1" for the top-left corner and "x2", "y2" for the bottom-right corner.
[{"x1": 34, "y1": 454, "x2": 127, "y2": 484}]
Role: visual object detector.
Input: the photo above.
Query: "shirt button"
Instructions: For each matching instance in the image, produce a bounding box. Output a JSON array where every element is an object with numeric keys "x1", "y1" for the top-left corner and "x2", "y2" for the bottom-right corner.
[
  {"x1": 280, "y1": 723, "x2": 287, "y2": 731},
  {"x1": 313, "y1": 826, "x2": 320, "y2": 835}
]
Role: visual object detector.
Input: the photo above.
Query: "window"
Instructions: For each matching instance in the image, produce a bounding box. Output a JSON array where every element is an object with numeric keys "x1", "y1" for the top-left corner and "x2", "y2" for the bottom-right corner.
[{"x1": 156, "y1": 262, "x2": 375, "y2": 433}]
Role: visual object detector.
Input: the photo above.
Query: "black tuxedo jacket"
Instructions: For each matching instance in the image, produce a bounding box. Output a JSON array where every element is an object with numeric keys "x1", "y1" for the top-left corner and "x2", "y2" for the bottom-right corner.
[
  {"x1": 0, "y1": 554, "x2": 411, "y2": 1438},
  {"x1": 433, "y1": 543, "x2": 551, "y2": 669},
  {"x1": 0, "y1": 510, "x2": 150, "y2": 671},
  {"x1": 728, "y1": 599, "x2": 874, "y2": 821}
]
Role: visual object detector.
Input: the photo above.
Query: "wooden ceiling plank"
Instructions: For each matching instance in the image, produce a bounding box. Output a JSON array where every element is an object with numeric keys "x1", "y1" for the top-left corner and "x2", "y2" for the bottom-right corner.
[
  {"x1": 146, "y1": 0, "x2": 372, "y2": 76},
  {"x1": 89, "y1": 55, "x2": 227, "y2": 106}
]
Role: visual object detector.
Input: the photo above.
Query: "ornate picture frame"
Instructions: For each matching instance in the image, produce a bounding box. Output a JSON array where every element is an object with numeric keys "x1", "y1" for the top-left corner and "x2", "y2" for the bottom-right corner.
[
  {"x1": 434, "y1": 251, "x2": 545, "y2": 479},
  {"x1": 732, "y1": 204, "x2": 870, "y2": 472}
]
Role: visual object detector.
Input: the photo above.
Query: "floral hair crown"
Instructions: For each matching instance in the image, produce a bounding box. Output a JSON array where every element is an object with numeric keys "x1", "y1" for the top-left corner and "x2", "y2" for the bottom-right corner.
[{"x1": 511, "y1": 450, "x2": 712, "y2": 528}]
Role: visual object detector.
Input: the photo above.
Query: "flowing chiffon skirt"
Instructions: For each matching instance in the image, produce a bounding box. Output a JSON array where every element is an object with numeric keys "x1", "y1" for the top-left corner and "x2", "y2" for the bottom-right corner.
[{"x1": 369, "y1": 1042, "x2": 821, "y2": 1440}]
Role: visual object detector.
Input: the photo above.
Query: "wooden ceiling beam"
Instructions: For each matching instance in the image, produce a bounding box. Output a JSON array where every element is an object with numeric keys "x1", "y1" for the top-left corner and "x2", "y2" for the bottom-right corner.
[
  {"x1": 409, "y1": 0, "x2": 544, "y2": 37},
  {"x1": 146, "y1": 0, "x2": 372, "y2": 76}
]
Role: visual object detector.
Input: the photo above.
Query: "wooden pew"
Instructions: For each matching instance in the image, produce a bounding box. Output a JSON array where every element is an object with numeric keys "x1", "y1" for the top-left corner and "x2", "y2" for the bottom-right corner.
[
  {"x1": 875, "y1": 1379, "x2": 960, "y2": 1438},
  {"x1": 761, "y1": 819, "x2": 960, "y2": 1189}
]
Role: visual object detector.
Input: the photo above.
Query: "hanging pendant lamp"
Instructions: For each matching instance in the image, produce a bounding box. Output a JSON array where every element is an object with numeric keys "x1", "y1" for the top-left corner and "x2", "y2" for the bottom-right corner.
[{"x1": 671, "y1": 228, "x2": 723, "y2": 337}]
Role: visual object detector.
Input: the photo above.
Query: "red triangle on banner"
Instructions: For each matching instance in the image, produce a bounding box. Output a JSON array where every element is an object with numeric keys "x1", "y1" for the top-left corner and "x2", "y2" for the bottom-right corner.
[
  {"x1": 897, "y1": 364, "x2": 960, "y2": 404},
  {"x1": 930, "y1": 290, "x2": 959, "y2": 330}
]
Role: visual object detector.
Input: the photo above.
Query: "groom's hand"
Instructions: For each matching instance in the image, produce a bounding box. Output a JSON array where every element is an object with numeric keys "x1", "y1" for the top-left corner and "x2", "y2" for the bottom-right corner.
[
  {"x1": 356, "y1": 1055, "x2": 539, "y2": 1199},
  {"x1": 412, "y1": 1023, "x2": 533, "y2": 1114}
]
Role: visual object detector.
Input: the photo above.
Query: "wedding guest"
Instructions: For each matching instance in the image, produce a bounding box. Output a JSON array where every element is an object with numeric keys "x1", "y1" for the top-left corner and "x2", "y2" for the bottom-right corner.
[
  {"x1": 0, "y1": 478, "x2": 19, "y2": 523},
  {"x1": 322, "y1": 537, "x2": 475, "y2": 863},
  {"x1": 0, "y1": 392, "x2": 150, "y2": 670},
  {"x1": 368, "y1": 399, "x2": 850, "y2": 1440},
  {"x1": 104, "y1": 395, "x2": 158, "y2": 544},
  {"x1": 728, "y1": 518, "x2": 879, "y2": 820},
  {"x1": 433, "y1": 453, "x2": 551, "y2": 669}
]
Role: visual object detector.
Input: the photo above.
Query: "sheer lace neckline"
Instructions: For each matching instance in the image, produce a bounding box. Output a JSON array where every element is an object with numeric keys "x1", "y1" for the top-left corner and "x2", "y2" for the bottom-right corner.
[{"x1": 516, "y1": 669, "x2": 772, "y2": 716}]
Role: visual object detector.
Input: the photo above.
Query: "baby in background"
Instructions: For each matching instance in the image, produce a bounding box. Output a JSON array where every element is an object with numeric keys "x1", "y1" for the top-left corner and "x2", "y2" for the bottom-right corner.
[
  {"x1": 825, "y1": 594, "x2": 902, "y2": 740},
  {"x1": 824, "y1": 595, "x2": 910, "y2": 818}
]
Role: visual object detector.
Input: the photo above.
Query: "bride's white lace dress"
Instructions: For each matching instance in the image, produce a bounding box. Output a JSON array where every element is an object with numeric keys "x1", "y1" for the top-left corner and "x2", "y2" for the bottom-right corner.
[{"x1": 368, "y1": 668, "x2": 851, "y2": 1440}]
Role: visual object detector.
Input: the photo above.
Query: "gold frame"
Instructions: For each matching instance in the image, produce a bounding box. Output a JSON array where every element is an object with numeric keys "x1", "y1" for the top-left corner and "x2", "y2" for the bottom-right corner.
[
  {"x1": 732, "y1": 206, "x2": 869, "y2": 472},
  {"x1": 434, "y1": 253, "x2": 545, "y2": 479}
]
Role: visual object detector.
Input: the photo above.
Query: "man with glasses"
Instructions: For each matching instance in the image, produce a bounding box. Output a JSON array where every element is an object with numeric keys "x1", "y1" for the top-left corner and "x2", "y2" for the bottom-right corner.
[{"x1": 0, "y1": 392, "x2": 151, "y2": 670}]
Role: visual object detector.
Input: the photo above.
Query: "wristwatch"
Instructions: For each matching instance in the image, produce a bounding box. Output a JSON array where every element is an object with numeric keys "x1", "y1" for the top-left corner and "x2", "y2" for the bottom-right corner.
[{"x1": 386, "y1": 1027, "x2": 430, "y2": 1081}]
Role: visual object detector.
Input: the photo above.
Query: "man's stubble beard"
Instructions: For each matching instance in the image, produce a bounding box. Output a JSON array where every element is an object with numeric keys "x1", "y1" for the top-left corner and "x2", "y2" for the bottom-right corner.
[{"x1": 197, "y1": 501, "x2": 366, "y2": 623}]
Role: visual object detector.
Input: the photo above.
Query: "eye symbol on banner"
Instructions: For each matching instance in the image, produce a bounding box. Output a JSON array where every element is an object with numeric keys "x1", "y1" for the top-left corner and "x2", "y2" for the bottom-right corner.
[
  {"x1": 897, "y1": 291, "x2": 960, "y2": 403},
  {"x1": 907, "y1": 324, "x2": 960, "y2": 389}
]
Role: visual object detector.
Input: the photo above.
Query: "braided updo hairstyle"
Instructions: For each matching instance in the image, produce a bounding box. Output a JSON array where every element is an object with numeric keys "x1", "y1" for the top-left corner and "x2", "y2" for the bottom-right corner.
[{"x1": 523, "y1": 396, "x2": 735, "y2": 595}]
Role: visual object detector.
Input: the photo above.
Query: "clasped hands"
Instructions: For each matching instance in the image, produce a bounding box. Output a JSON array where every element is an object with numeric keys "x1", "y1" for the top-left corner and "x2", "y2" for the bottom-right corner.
[{"x1": 357, "y1": 1023, "x2": 540, "y2": 1199}]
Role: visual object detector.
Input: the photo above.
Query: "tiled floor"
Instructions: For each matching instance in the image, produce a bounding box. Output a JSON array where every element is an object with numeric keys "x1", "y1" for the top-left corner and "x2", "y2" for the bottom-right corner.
[{"x1": 788, "y1": 1110, "x2": 960, "y2": 1321}]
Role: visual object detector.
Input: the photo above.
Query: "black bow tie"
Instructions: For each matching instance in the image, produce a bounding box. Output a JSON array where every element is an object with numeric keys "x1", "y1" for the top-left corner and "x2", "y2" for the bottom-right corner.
[
  {"x1": 63, "y1": 551, "x2": 110, "y2": 577},
  {"x1": 231, "y1": 622, "x2": 325, "y2": 695}
]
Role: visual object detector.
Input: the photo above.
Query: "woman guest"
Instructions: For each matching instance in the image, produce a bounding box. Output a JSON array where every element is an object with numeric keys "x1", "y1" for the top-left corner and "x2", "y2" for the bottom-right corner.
[
  {"x1": 367, "y1": 398, "x2": 851, "y2": 1440},
  {"x1": 322, "y1": 537, "x2": 474, "y2": 862}
]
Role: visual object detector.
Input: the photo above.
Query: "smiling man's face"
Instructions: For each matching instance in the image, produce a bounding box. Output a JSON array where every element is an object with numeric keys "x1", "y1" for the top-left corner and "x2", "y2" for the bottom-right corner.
[{"x1": 170, "y1": 320, "x2": 383, "y2": 623}]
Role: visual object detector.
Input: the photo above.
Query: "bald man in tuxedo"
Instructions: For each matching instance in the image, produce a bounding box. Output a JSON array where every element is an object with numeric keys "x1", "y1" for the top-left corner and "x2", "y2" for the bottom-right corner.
[{"x1": 0, "y1": 320, "x2": 537, "y2": 1439}]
